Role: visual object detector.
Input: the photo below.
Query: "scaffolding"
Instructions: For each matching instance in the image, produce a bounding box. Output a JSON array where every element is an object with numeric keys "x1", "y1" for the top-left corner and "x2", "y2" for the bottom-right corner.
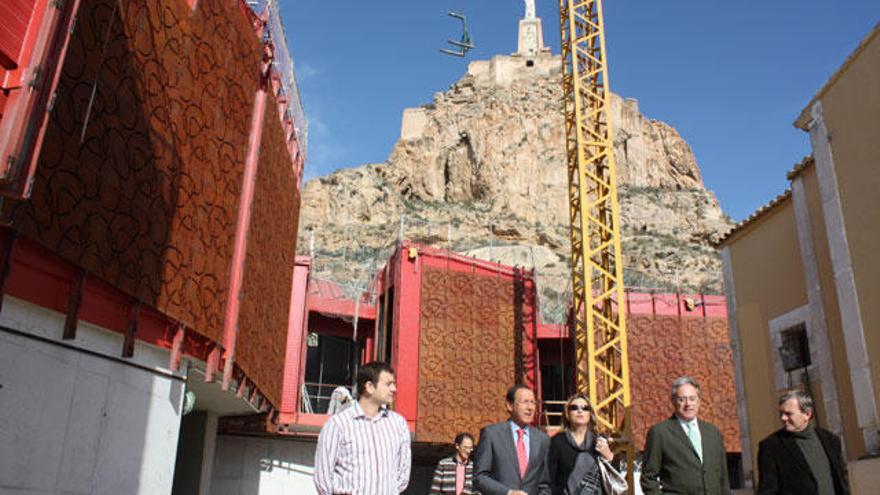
[
  {"x1": 247, "y1": 0, "x2": 308, "y2": 159},
  {"x1": 559, "y1": 0, "x2": 634, "y2": 489}
]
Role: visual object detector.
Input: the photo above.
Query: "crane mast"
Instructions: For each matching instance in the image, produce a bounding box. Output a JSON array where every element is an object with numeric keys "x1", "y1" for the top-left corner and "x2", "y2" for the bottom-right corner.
[{"x1": 558, "y1": 0, "x2": 633, "y2": 488}]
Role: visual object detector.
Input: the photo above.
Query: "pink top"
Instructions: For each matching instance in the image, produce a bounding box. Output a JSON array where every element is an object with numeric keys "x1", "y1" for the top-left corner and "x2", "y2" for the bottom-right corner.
[{"x1": 455, "y1": 460, "x2": 465, "y2": 495}]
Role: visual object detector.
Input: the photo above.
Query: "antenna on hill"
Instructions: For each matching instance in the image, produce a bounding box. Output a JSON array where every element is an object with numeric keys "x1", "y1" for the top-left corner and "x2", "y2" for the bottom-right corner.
[{"x1": 440, "y1": 11, "x2": 474, "y2": 57}]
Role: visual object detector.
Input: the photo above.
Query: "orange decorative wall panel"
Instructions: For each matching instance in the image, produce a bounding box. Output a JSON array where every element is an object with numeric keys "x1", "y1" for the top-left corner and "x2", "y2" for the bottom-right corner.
[
  {"x1": 628, "y1": 315, "x2": 740, "y2": 451},
  {"x1": 236, "y1": 91, "x2": 301, "y2": 407},
  {"x1": 8, "y1": 0, "x2": 262, "y2": 343},
  {"x1": 417, "y1": 265, "x2": 530, "y2": 443}
]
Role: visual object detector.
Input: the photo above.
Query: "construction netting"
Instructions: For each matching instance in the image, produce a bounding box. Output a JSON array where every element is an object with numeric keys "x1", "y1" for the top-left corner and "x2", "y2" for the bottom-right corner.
[
  {"x1": 247, "y1": 0, "x2": 308, "y2": 159},
  {"x1": 303, "y1": 211, "x2": 726, "y2": 326}
]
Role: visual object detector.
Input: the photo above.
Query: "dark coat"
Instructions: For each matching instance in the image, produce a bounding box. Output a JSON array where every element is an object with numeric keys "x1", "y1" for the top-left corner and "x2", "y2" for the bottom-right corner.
[
  {"x1": 640, "y1": 417, "x2": 730, "y2": 495},
  {"x1": 756, "y1": 426, "x2": 849, "y2": 495},
  {"x1": 547, "y1": 431, "x2": 603, "y2": 495},
  {"x1": 473, "y1": 421, "x2": 552, "y2": 495}
]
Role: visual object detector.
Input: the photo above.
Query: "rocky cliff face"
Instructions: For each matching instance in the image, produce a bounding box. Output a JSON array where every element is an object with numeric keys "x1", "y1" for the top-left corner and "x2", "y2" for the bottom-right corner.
[{"x1": 299, "y1": 53, "x2": 732, "y2": 321}]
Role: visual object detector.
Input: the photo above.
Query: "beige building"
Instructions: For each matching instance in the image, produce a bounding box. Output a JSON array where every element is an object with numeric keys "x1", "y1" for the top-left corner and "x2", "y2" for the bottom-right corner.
[{"x1": 717, "y1": 23, "x2": 880, "y2": 493}]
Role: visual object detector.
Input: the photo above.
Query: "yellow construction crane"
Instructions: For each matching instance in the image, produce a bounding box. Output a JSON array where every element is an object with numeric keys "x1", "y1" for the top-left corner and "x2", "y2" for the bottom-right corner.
[{"x1": 558, "y1": 0, "x2": 634, "y2": 489}]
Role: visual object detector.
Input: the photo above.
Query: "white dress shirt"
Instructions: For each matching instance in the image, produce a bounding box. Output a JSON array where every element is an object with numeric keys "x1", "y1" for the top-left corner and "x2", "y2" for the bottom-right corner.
[{"x1": 314, "y1": 401, "x2": 412, "y2": 495}]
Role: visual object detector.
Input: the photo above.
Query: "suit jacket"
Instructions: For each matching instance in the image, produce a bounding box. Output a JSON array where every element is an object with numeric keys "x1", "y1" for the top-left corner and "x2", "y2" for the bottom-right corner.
[
  {"x1": 473, "y1": 421, "x2": 551, "y2": 495},
  {"x1": 640, "y1": 416, "x2": 730, "y2": 495},
  {"x1": 756, "y1": 426, "x2": 849, "y2": 495}
]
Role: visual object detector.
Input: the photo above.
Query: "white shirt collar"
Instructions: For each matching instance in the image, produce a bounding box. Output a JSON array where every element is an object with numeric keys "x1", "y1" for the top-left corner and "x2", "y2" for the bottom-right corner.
[{"x1": 352, "y1": 401, "x2": 389, "y2": 420}]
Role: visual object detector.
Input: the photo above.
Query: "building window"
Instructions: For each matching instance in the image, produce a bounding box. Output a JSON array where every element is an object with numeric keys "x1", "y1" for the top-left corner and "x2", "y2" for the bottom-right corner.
[
  {"x1": 768, "y1": 305, "x2": 813, "y2": 392},
  {"x1": 779, "y1": 322, "x2": 811, "y2": 372}
]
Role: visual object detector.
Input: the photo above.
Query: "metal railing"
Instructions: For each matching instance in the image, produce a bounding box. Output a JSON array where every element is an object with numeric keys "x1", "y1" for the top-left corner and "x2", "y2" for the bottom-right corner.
[
  {"x1": 246, "y1": 0, "x2": 308, "y2": 158},
  {"x1": 542, "y1": 399, "x2": 567, "y2": 430},
  {"x1": 301, "y1": 382, "x2": 352, "y2": 415}
]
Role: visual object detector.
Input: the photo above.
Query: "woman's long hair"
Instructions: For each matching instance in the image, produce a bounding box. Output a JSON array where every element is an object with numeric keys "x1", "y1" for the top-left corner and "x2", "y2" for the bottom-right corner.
[{"x1": 562, "y1": 393, "x2": 595, "y2": 432}]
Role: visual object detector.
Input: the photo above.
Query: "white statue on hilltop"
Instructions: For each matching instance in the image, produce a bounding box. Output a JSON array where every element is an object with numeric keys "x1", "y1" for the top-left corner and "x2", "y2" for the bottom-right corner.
[{"x1": 524, "y1": 0, "x2": 536, "y2": 20}]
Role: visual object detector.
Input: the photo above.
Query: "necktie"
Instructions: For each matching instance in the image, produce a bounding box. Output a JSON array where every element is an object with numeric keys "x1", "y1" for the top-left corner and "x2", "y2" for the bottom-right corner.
[
  {"x1": 516, "y1": 428, "x2": 528, "y2": 478},
  {"x1": 687, "y1": 422, "x2": 703, "y2": 463}
]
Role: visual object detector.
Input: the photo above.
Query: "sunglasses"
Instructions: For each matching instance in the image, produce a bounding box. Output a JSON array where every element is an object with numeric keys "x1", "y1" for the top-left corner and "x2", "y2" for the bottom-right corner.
[{"x1": 568, "y1": 404, "x2": 591, "y2": 412}]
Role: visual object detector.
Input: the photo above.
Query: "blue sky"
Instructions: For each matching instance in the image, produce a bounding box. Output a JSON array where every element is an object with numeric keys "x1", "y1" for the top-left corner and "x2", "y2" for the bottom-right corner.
[{"x1": 281, "y1": 1, "x2": 878, "y2": 221}]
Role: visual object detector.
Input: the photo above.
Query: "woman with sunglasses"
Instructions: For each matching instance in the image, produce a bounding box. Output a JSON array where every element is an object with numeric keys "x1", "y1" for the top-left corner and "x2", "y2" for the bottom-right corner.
[{"x1": 547, "y1": 393, "x2": 614, "y2": 495}]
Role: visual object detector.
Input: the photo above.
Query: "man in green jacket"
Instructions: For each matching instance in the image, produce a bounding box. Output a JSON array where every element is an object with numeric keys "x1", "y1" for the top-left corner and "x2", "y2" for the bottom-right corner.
[{"x1": 640, "y1": 376, "x2": 730, "y2": 495}]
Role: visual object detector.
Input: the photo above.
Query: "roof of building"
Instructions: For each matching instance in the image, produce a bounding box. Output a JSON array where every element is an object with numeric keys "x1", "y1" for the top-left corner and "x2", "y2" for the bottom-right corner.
[
  {"x1": 786, "y1": 155, "x2": 815, "y2": 181},
  {"x1": 795, "y1": 21, "x2": 880, "y2": 130},
  {"x1": 715, "y1": 189, "x2": 792, "y2": 247},
  {"x1": 308, "y1": 277, "x2": 377, "y2": 319}
]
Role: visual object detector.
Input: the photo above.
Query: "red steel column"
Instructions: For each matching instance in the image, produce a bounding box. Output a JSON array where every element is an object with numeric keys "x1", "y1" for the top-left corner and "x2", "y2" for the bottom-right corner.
[
  {"x1": 221, "y1": 86, "x2": 268, "y2": 389},
  {"x1": 393, "y1": 246, "x2": 420, "y2": 431},
  {"x1": 279, "y1": 257, "x2": 310, "y2": 423}
]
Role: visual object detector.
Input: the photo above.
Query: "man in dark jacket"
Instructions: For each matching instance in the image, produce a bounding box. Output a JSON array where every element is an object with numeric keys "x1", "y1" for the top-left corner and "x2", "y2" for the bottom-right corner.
[
  {"x1": 640, "y1": 376, "x2": 730, "y2": 495},
  {"x1": 757, "y1": 389, "x2": 849, "y2": 495}
]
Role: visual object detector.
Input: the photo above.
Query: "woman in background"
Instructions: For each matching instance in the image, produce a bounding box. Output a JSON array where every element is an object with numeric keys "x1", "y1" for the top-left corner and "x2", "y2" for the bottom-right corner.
[{"x1": 430, "y1": 432, "x2": 479, "y2": 495}]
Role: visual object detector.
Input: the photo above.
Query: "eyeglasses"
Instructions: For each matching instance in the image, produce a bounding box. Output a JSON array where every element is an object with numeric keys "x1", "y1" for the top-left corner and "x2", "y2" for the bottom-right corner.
[{"x1": 568, "y1": 404, "x2": 591, "y2": 412}]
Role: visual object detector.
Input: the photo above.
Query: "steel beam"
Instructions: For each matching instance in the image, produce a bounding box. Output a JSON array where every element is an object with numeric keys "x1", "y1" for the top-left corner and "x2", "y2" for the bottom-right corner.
[{"x1": 559, "y1": 0, "x2": 633, "y2": 489}]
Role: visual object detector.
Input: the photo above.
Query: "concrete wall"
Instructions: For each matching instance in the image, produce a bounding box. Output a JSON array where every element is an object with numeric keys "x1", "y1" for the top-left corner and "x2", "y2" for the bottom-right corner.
[
  {"x1": 211, "y1": 435, "x2": 318, "y2": 495},
  {"x1": 466, "y1": 53, "x2": 559, "y2": 87},
  {"x1": 820, "y1": 32, "x2": 880, "y2": 442},
  {"x1": 726, "y1": 199, "x2": 808, "y2": 459},
  {"x1": 0, "y1": 296, "x2": 185, "y2": 495},
  {"x1": 172, "y1": 411, "x2": 218, "y2": 495},
  {"x1": 210, "y1": 435, "x2": 438, "y2": 495}
]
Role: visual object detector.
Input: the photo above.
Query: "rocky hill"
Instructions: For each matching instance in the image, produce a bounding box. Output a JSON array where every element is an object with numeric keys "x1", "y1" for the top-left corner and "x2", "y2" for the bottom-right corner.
[{"x1": 298, "y1": 53, "x2": 732, "y2": 322}]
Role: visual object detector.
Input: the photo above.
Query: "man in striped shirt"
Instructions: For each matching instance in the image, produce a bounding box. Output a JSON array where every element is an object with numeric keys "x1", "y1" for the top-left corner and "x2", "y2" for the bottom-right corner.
[{"x1": 314, "y1": 362, "x2": 412, "y2": 495}]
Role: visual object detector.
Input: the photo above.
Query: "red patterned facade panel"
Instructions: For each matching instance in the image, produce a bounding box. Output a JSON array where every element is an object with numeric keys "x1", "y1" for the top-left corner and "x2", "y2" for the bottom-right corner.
[
  {"x1": 417, "y1": 265, "x2": 527, "y2": 443},
  {"x1": 236, "y1": 91, "x2": 301, "y2": 407},
  {"x1": 0, "y1": 0, "x2": 33, "y2": 69},
  {"x1": 628, "y1": 315, "x2": 740, "y2": 452},
  {"x1": 8, "y1": 0, "x2": 263, "y2": 344}
]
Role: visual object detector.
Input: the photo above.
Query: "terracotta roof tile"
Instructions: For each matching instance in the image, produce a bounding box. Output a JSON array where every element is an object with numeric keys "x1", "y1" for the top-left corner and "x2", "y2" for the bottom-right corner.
[
  {"x1": 715, "y1": 189, "x2": 792, "y2": 247},
  {"x1": 786, "y1": 155, "x2": 815, "y2": 181}
]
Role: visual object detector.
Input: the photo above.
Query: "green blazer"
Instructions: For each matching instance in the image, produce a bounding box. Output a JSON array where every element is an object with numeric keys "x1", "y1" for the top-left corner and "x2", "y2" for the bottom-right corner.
[{"x1": 640, "y1": 416, "x2": 730, "y2": 495}]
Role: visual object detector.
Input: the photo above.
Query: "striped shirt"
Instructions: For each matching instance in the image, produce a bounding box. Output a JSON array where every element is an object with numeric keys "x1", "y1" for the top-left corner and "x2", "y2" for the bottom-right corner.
[
  {"x1": 429, "y1": 456, "x2": 479, "y2": 495},
  {"x1": 314, "y1": 401, "x2": 412, "y2": 495}
]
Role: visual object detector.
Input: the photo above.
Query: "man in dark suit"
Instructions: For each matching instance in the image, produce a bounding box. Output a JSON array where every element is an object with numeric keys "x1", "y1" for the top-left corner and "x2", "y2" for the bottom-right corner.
[
  {"x1": 757, "y1": 389, "x2": 849, "y2": 495},
  {"x1": 640, "y1": 376, "x2": 730, "y2": 495},
  {"x1": 474, "y1": 384, "x2": 551, "y2": 495}
]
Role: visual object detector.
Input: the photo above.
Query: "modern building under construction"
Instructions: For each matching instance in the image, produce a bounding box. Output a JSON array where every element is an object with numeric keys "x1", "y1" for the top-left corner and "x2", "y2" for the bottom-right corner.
[
  {"x1": 0, "y1": 0, "x2": 305, "y2": 493},
  {"x1": 16, "y1": 1, "x2": 875, "y2": 494},
  {"x1": 207, "y1": 239, "x2": 741, "y2": 494},
  {"x1": 0, "y1": 2, "x2": 744, "y2": 494}
]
